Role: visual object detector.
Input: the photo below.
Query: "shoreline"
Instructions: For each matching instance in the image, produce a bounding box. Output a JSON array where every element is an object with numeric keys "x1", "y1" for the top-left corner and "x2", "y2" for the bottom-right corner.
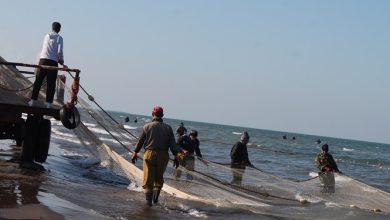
[{"x1": 0, "y1": 141, "x2": 108, "y2": 220}]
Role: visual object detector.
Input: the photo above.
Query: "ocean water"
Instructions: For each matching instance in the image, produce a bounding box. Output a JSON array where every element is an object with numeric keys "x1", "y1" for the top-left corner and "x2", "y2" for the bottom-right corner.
[
  {"x1": 1, "y1": 110, "x2": 389, "y2": 219},
  {"x1": 155, "y1": 113, "x2": 390, "y2": 193}
]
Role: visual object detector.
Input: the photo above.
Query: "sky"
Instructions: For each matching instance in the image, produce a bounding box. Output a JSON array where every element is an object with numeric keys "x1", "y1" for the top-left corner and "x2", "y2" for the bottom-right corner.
[{"x1": 1, "y1": 0, "x2": 389, "y2": 144}]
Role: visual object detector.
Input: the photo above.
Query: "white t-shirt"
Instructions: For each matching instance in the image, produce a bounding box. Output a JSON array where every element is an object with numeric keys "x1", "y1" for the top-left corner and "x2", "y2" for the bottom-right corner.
[{"x1": 40, "y1": 32, "x2": 64, "y2": 62}]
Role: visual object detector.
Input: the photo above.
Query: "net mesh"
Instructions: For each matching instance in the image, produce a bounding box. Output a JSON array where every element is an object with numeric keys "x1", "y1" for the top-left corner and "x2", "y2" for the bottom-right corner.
[
  {"x1": 58, "y1": 74, "x2": 390, "y2": 218},
  {"x1": 1, "y1": 60, "x2": 389, "y2": 218},
  {"x1": 2, "y1": 58, "x2": 388, "y2": 218}
]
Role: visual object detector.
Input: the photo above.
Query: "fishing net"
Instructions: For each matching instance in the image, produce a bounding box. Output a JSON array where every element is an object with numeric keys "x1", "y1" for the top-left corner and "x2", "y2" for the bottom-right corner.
[
  {"x1": 0, "y1": 62, "x2": 376, "y2": 220},
  {"x1": 56, "y1": 77, "x2": 390, "y2": 219},
  {"x1": 1, "y1": 59, "x2": 390, "y2": 218}
]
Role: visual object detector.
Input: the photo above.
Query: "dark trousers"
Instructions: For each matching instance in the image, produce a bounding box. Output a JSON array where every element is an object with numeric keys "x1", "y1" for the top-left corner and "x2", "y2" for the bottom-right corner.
[
  {"x1": 231, "y1": 163, "x2": 246, "y2": 185},
  {"x1": 31, "y1": 59, "x2": 58, "y2": 103}
]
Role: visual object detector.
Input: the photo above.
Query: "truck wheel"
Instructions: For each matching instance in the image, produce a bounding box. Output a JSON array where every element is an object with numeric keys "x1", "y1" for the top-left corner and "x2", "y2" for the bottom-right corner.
[
  {"x1": 35, "y1": 119, "x2": 51, "y2": 163},
  {"x1": 21, "y1": 116, "x2": 39, "y2": 162},
  {"x1": 16, "y1": 138, "x2": 23, "y2": 146}
]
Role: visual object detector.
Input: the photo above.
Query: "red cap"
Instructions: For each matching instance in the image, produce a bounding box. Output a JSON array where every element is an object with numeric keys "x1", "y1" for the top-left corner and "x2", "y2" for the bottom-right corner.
[{"x1": 152, "y1": 106, "x2": 164, "y2": 116}]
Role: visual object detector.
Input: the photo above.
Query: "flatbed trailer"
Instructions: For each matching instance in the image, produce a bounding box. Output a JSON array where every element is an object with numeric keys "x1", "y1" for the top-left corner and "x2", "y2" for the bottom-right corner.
[{"x1": 0, "y1": 57, "x2": 80, "y2": 167}]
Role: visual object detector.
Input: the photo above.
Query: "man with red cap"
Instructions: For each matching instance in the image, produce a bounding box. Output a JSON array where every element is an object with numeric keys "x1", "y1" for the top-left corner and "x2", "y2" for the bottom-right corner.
[{"x1": 131, "y1": 106, "x2": 179, "y2": 206}]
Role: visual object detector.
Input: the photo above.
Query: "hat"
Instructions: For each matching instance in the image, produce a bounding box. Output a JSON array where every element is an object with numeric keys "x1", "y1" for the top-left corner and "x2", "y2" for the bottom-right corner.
[
  {"x1": 241, "y1": 131, "x2": 250, "y2": 141},
  {"x1": 152, "y1": 106, "x2": 164, "y2": 117},
  {"x1": 321, "y1": 144, "x2": 329, "y2": 152}
]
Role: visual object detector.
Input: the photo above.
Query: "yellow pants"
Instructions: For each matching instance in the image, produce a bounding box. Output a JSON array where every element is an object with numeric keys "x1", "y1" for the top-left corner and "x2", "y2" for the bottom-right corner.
[{"x1": 142, "y1": 150, "x2": 169, "y2": 193}]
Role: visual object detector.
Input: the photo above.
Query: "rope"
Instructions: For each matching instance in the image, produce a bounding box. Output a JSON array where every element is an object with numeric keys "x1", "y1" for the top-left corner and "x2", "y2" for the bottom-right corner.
[
  {"x1": 203, "y1": 158, "x2": 320, "y2": 183},
  {"x1": 0, "y1": 79, "x2": 46, "y2": 93},
  {"x1": 201, "y1": 139, "x2": 297, "y2": 155},
  {"x1": 87, "y1": 110, "x2": 135, "y2": 155},
  {"x1": 65, "y1": 71, "x2": 138, "y2": 139},
  {"x1": 0, "y1": 83, "x2": 33, "y2": 92},
  {"x1": 191, "y1": 168, "x2": 298, "y2": 202}
]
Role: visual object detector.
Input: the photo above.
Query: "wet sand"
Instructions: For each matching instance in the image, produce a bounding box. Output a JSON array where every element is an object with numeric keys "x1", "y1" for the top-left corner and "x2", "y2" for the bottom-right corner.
[
  {"x1": 0, "y1": 141, "x2": 108, "y2": 220},
  {"x1": 0, "y1": 140, "x2": 196, "y2": 220},
  {"x1": 0, "y1": 142, "x2": 62, "y2": 219}
]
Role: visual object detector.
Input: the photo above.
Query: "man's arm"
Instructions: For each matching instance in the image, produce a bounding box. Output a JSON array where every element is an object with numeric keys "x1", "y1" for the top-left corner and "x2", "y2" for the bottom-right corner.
[
  {"x1": 134, "y1": 128, "x2": 146, "y2": 153},
  {"x1": 243, "y1": 145, "x2": 251, "y2": 165},
  {"x1": 194, "y1": 139, "x2": 202, "y2": 158},
  {"x1": 169, "y1": 128, "x2": 178, "y2": 156},
  {"x1": 58, "y1": 36, "x2": 64, "y2": 65},
  {"x1": 329, "y1": 154, "x2": 341, "y2": 173}
]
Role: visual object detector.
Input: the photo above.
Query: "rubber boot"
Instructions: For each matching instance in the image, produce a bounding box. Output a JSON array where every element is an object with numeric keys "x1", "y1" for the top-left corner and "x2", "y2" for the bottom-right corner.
[
  {"x1": 145, "y1": 192, "x2": 153, "y2": 206},
  {"x1": 153, "y1": 189, "x2": 161, "y2": 204}
]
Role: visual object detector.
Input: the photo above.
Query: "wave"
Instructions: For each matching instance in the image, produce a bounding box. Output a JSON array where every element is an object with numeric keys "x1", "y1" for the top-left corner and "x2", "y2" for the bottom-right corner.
[
  {"x1": 232, "y1": 132, "x2": 242, "y2": 135},
  {"x1": 127, "y1": 182, "x2": 143, "y2": 192},
  {"x1": 123, "y1": 125, "x2": 137, "y2": 130},
  {"x1": 86, "y1": 126, "x2": 110, "y2": 135},
  {"x1": 178, "y1": 204, "x2": 208, "y2": 218},
  {"x1": 309, "y1": 172, "x2": 319, "y2": 177},
  {"x1": 342, "y1": 147, "x2": 354, "y2": 152},
  {"x1": 83, "y1": 122, "x2": 98, "y2": 127}
]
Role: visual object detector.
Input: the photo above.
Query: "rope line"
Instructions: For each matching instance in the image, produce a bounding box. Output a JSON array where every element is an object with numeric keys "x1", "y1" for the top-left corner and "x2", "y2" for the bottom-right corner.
[
  {"x1": 203, "y1": 158, "x2": 320, "y2": 183},
  {"x1": 66, "y1": 71, "x2": 138, "y2": 139},
  {"x1": 0, "y1": 83, "x2": 33, "y2": 92}
]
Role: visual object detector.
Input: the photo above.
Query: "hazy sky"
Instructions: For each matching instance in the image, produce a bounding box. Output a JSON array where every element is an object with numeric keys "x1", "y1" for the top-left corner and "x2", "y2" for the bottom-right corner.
[{"x1": 1, "y1": 1, "x2": 389, "y2": 144}]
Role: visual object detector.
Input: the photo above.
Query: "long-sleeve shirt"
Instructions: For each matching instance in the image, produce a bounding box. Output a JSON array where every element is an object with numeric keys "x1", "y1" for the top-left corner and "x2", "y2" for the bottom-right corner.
[
  {"x1": 176, "y1": 135, "x2": 202, "y2": 158},
  {"x1": 40, "y1": 32, "x2": 64, "y2": 62},
  {"x1": 315, "y1": 152, "x2": 340, "y2": 172},
  {"x1": 134, "y1": 117, "x2": 177, "y2": 155},
  {"x1": 230, "y1": 141, "x2": 251, "y2": 165}
]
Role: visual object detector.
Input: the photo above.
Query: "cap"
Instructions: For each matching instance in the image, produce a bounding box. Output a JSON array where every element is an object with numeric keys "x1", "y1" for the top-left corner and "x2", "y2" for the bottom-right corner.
[
  {"x1": 241, "y1": 131, "x2": 250, "y2": 141},
  {"x1": 152, "y1": 106, "x2": 164, "y2": 117},
  {"x1": 321, "y1": 144, "x2": 329, "y2": 152}
]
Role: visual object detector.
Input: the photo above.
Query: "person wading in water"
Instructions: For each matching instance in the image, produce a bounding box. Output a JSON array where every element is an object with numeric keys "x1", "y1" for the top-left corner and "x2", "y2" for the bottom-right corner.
[
  {"x1": 131, "y1": 106, "x2": 180, "y2": 206},
  {"x1": 230, "y1": 131, "x2": 252, "y2": 185},
  {"x1": 174, "y1": 130, "x2": 203, "y2": 180},
  {"x1": 315, "y1": 144, "x2": 342, "y2": 193}
]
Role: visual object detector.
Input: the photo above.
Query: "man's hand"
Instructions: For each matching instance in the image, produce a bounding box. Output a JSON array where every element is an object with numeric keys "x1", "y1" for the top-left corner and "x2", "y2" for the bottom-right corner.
[
  {"x1": 173, "y1": 156, "x2": 179, "y2": 169},
  {"x1": 131, "y1": 152, "x2": 138, "y2": 164}
]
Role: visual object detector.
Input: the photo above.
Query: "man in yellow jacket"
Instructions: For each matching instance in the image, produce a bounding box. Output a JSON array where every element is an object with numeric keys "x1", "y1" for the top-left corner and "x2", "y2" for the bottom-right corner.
[{"x1": 132, "y1": 106, "x2": 179, "y2": 206}]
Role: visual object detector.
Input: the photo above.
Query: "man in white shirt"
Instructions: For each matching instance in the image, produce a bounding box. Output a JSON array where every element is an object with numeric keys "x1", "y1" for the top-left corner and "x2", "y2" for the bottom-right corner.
[{"x1": 30, "y1": 22, "x2": 65, "y2": 108}]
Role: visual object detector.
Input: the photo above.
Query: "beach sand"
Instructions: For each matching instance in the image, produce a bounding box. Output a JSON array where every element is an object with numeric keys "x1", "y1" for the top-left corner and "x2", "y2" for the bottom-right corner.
[{"x1": 0, "y1": 142, "x2": 108, "y2": 220}]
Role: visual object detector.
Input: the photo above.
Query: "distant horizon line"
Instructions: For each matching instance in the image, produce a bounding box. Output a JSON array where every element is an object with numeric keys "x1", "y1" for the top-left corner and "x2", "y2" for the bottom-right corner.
[{"x1": 108, "y1": 109, "x2": 390, "y2": 146}]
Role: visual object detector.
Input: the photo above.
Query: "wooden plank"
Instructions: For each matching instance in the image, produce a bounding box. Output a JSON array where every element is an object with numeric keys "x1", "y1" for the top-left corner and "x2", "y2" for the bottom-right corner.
[{"x1": 0, "y1": 61, "x2": 80, "y2": 73}]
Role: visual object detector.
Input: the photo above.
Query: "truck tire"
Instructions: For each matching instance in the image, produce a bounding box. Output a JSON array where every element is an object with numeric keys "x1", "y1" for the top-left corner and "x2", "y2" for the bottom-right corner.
[
  {"x1": 21, "y1": 116, "x2": 40, "y2": 162},
  {"x1": 35, "y1": 119, "x2": 51, "y2": 163}
]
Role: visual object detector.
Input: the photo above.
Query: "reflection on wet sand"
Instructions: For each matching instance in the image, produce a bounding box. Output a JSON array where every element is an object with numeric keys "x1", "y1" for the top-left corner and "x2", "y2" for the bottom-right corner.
[{"x1": 0, "y1": 143, "x2": 64, "y2": 219}]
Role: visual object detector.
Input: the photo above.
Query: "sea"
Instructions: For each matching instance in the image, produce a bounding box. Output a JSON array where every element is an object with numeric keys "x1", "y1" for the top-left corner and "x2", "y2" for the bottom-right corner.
[{"x1": 1, "y1": 110, "x2": 389, "y2": 220}]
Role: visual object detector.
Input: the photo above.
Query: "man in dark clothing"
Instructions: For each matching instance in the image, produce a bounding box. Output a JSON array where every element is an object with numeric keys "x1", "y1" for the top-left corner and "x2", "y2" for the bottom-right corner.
[
  {"x1": 315, "y1": 144, "x2": 342, "y2": 193},
  {"x1": 174, "y1": 130, "x2": 202, "y2": 180},
  {"x1": 131, "y1": 106, "x2": 179, "y2": 206},
  {"x1": 176, "y1": 122, "x2": 187, "y2": 137},
  {"x1": 315, "y1": 144, "x2": 341, "y2": 173},
  {"x1": 230, "y1": 131, "x2": 252, "y2": 184}
]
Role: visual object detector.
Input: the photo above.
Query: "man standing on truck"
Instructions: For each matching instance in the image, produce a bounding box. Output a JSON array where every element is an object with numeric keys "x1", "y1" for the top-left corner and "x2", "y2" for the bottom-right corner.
[{"x1": 30, "y1": 22, "x2": 66, "y2": 108}]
